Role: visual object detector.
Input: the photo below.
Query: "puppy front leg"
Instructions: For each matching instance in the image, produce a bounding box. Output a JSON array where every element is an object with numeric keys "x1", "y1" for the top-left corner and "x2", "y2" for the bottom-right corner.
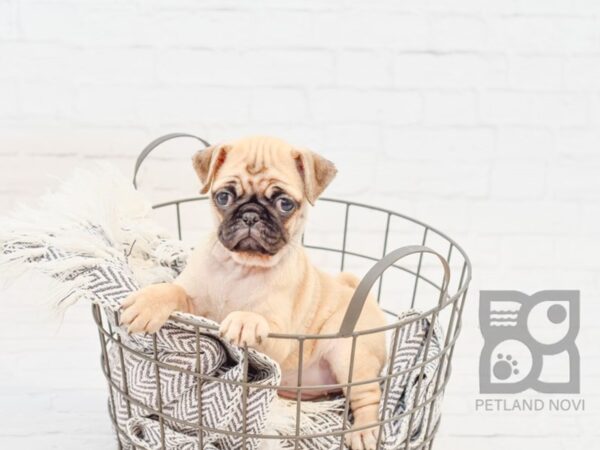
[
  {"x1": 219, "y1": 312, "x2": 292, "y2": 364},
  {"x1": 120, "y1": 283, "x2": 193, "y2": 334}
]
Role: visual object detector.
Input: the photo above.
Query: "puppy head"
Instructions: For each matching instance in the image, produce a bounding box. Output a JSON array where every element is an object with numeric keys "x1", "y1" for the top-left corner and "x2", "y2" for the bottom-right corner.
[{"x1": 193, "y1": 136, "x2": 336, "y2": 266}]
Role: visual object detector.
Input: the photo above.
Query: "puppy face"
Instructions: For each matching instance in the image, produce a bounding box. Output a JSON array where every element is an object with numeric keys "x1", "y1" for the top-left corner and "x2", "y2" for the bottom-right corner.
[{"x1": 192, "y1": 136, "x2": 336, "y2": 266}]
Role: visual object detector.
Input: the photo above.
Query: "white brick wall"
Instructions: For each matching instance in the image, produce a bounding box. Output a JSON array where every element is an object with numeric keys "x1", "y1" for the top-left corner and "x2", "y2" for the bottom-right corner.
[{"x1": 1, "y1": 1, "x2": 599, "y2": 449}]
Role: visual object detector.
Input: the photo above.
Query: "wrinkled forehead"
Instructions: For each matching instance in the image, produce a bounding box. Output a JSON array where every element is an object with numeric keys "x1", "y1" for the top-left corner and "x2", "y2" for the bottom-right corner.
[{"x1": 213, "y1": 143, "x2": 304, "y2": 200}]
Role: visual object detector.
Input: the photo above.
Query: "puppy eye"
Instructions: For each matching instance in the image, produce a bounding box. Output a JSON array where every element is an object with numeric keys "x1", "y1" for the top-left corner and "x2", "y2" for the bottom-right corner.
[
  {"x1": 275, "y1": 196, "x2": 295, "y2": 213},
  {"x1": 214, "y1": 190, "x2": 233, "y2": 207}
]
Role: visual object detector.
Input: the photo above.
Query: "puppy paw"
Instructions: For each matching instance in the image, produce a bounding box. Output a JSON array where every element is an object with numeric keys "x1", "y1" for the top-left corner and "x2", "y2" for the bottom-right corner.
[
  {"x1": 345, "y1": 426, "x2": 379, "y2": 450},
  {"x1": 120, "y1": 284, "x2": 181, "y2": 334},
  {"x1": 219, "y1": 311, "x2": 270, "y2": 348}
]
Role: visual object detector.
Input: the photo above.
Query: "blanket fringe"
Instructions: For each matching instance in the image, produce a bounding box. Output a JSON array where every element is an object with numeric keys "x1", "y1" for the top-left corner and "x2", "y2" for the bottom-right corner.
[{"x1": 0, "y1": 163, "x2": 177, "y2": 316}]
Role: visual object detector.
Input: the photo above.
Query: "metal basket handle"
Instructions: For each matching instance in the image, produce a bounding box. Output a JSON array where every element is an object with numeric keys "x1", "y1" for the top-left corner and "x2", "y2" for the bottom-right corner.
[
  {"x1": 338, "y1": 245, "x2": 451, "y2": 337},
  {"x1": 132, "y1": 133, "x2": 211, "y2": 188}
]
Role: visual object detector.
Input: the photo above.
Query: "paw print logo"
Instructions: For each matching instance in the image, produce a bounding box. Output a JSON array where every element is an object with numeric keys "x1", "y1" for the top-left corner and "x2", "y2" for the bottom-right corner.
[
  {"x1": 494, "y1": 354, "x2": 519, "y2": 380},
  {"x1": 484, "y1": 338, "x2": 532, "y2": 387},
  {"x1": 479, "y1": 291, "x2": 580, "y2": 394}
]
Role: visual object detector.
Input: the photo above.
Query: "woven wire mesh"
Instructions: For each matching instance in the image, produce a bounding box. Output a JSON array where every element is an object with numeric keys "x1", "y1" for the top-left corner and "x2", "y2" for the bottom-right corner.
[{"x1": 93, "y1": 196, "x2": 471, "y2": 450}]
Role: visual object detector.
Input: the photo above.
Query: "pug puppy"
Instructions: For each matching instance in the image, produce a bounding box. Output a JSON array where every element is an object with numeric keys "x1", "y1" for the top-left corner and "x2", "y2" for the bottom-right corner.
[{"x1": 121, "y1": 136, "x2": 387, "y2": 450}]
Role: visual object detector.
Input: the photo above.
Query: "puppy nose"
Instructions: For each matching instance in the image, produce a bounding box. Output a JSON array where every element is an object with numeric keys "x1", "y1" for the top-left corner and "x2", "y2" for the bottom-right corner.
[{"x1": 242, "y1": 211, "x2": 259, "y2": 226}]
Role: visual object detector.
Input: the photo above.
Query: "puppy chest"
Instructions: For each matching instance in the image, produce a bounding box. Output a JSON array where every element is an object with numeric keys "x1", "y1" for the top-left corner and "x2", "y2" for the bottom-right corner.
[{"x1": 204, "y1": 275, "x2": 266, "y2": 321}]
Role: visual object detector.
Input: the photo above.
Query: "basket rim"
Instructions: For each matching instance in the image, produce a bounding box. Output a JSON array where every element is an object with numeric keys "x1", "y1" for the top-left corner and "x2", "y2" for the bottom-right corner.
[{"x1": 150, "y1": 195, "x2": 472, "y2": 340}]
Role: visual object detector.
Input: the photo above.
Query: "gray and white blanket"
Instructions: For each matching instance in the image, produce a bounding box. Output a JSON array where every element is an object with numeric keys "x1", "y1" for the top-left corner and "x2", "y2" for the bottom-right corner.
[{"x1": 0, "y1": 167, "x2": 444, "y2": 449}]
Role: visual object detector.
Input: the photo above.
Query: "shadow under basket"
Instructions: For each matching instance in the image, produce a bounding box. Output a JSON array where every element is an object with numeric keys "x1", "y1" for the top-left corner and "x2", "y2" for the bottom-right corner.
[{"x1": 92, "y1": 133, "x2": 472, "y2": 450}]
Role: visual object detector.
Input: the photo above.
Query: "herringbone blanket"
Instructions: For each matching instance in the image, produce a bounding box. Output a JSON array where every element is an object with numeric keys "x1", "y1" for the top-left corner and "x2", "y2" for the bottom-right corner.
[{"x1": 0, "y1": 167, "x2": 444, "y2": 449}]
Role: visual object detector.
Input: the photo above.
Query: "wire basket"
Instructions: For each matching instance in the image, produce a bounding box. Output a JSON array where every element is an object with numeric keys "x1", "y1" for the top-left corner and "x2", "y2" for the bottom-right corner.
[{"x1": 92, "y1": 134, "x2": 472, "y2": 450}]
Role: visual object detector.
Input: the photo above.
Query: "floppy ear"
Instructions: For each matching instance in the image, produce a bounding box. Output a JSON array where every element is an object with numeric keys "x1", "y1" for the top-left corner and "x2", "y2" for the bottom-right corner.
[
  {"x1": 293, "y1": 149, "x2": 337, "y2": 205},
  {"x1": 192, "y1": 144, "x2": 229, "y2": 194}
]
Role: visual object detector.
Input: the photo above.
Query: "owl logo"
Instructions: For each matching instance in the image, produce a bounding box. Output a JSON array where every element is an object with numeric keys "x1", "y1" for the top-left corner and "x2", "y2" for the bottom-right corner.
[{"x1": 479, "y1": 290, "x2": 580, "y2": 394}]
